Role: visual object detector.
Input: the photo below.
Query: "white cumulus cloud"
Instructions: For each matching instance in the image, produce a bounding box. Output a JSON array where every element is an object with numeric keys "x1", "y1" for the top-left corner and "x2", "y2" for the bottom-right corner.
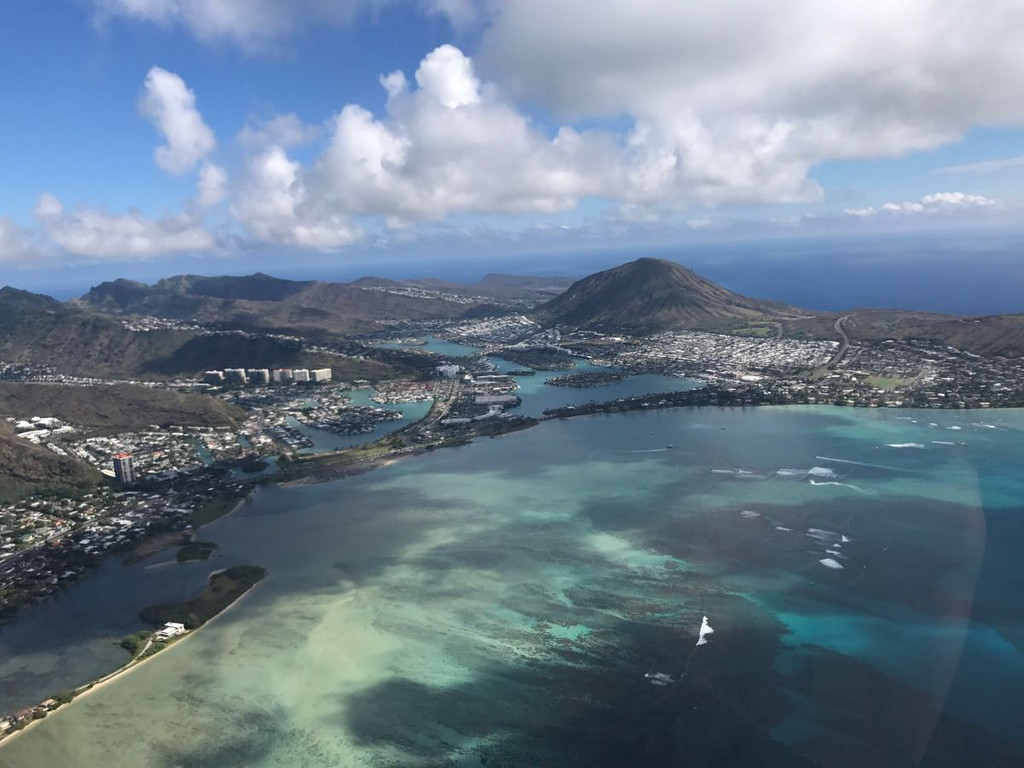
[
  {"x1": 304, "y1": 45, "x2": 620, "y2": 222},
  {"x1": 140, "y1": 66, "x2": 216, "y2": 174},
  {"x1": 478, "y1": 0, "x2": 1024, "y2": 203},
  {"x1": 99, "y1": 1, "x2": 1024, "y2": 215},
  {"x1": 231, "y1": 146, "x2": 361, "y2": 248},
  {"x1": 223, "y1": 44, "x2": 622, "y2": 248},
  {"x1": 920, "y1": 192, "x2": 996, "y2": 208},
  {"x1": 74, "y1": 1, "x2": 1024, "y2": 254},
  {"x1": 0, "y1": 218, "x2": 45, "y2": 263},
  {"x1": 33, "y1": 193, "x2": 64, "y2": 219},
  {"x1": 845, "y1": 192, "x2": 997, "y2": 218},
  {"x1": 197, "y1": 163, "x2": 228, "y2": 206},
  {"x1": 35, "y1": 194, "x2": 215, "y2": 258},
  {"x1": 413, "y1": 43, "x2": 481, "y2": 109}
]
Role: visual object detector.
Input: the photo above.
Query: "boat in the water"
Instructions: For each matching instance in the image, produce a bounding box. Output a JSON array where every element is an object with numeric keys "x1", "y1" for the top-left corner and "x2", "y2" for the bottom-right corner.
[{"x1": 696, "y1": 615, "x2": 714, "y2": 646}]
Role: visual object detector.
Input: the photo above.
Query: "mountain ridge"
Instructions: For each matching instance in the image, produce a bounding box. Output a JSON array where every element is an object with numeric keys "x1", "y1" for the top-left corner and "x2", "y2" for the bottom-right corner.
[
  {"x1": 0, "y1": 288, "x2": 403, "y2": 380},
  {"x1": 75, "y1": 271, "x2": 574, "y2": 339},
  {"x1": 4, "y1": 258, "x2": 1024, "y2": 372}
]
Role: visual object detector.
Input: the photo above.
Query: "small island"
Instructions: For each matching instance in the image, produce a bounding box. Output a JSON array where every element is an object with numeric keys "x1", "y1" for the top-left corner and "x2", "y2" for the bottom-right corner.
[
  {"x1": 140, "y1": 565, "x2": 266, "y2": 629},
  {"x1": 176, "y1": 541, "x2": 218, "y2": 562},
  {"x1": 545, "y1": 371, "x2": 630, "y2": 388},
  {"x1": 239, "y1": 457, "x2": 270, "y2": 474},
  {"x1": 492, "y1": 348, "x2": 576, "y2": 371}
]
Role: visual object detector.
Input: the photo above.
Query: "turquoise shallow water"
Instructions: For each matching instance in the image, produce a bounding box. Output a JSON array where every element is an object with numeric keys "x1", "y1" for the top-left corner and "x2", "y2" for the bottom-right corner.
[
  {"x1": 1, "y1": 406, "x2": 1022, "y2": 767},
  {"x1": 287, "y1": 388, "x2": 431, "y2": 453},
  {"x1": 499, "y1": 357, "x2": 699, "y2": 418},
  {"x1": 375, "y1": 335, "x2": 483, "y2": 358}
]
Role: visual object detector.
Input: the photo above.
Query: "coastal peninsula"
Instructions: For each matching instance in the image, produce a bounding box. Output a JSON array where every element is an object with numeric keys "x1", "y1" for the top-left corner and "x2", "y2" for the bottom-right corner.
[{"x1": 0, "y1": 565, "x2": 265, "y2": 741}]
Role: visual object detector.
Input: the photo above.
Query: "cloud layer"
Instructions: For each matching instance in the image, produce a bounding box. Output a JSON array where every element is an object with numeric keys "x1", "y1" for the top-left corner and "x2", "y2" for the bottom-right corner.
[
  {"x1": 478, "y1": 0, "x2": 1024, "y2": 203},
  {"x1": 7, "y1": 2, "x2": 1023, "y2": 261},
  {"x1": 99, "y1": 2, "x2": 1024, "y2": 204},
  {"x1": 34, "y1": 193, "x2": 214, "y2": 258},
  {"x1": 845, "y1": 192, "x2": 997, "y2": 218},
  {"x1": 0, "y1": 218, "x2": 43, "y2": 264},
  {"x1": 96, "y1": 0, "x2": 381, "y2": 51}
]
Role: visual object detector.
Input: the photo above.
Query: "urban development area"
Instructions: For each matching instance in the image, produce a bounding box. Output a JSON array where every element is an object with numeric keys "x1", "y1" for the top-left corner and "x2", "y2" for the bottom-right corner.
[{"x1": 1, "y1": 259, "x2": 1023, "y2": 732}]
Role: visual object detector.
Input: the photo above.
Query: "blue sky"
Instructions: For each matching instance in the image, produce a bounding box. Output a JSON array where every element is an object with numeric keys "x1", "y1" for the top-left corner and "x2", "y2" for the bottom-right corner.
[{"x1": 2, "y1": 0, "x2": 1024, "y2": 294}]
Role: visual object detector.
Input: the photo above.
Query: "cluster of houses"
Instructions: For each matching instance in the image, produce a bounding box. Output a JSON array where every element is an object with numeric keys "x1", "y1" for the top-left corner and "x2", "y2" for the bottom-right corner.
[
  {"x1": 441, "y1": 372, "x2": 522, "y2": 425},
  {"x1": 0, "y1": 696, "x2": 64, "y2": 736},
  {"x1": 6, "y1": 416, "x2": 76, "y2": 445}
]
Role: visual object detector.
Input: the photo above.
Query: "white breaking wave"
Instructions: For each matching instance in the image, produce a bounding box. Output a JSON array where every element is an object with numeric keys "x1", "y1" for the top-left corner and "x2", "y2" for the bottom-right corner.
[
  {"x1": 819, "y1": 558, "x2": 844, "y2": 570},
  {"x1": 144, "y1": 560, "x2": 178, "y2": 571},
  {"x1": 886, "y1": 443, "x2": 926, "y2": 449},
  {"x1": 808, "y1": 466, "x2": 838, "y2": 478},
  {"x1": 740, "y1": 510, "x2": 761, "y2": 518},
  {"x1": 931, "y1": 441, "x2": 956, "y2": 446},
  {"x1": 711, "y1": 468, "x2": 768, "y2": 479},
  {"x1": 808, "y1": 479, "x2": 874, "y2": 495},
  {"x1": 644, "y1": 672, "x2": 674, "y2": 686},
  {"x1": 696, "y1": 615, "x2": 714, "y2": 646},
  {"x1": 815, "y1": 456, "x2": 909, "y2": 472},
  {"x1": 775, "y1": 526, "x2": 793, "y2": 532},
  {"x1": 807, "y1": 528, "x2": 842, "y2": 543}
]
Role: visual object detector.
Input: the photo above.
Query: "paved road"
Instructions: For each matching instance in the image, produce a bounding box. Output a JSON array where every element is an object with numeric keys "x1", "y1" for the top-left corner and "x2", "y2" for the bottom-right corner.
[{"x1": 827, "y1": 315, "x2": 851, "y2": 368}]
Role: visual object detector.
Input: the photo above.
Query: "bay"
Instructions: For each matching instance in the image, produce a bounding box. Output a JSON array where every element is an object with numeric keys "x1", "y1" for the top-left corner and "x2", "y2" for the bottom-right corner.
[{"x1": 1, "y1": 406, "x2": 1022, "y2": 767}]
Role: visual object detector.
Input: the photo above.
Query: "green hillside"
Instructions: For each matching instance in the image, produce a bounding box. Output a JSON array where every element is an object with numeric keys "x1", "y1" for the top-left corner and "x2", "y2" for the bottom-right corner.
[
  {"x1": 784, "y1": 310, "x2": 1024, "y2": 357},
  {"x1": 0, "y1": 382, "x2": 244, "y2": 434},
  {"x1": 0, "y1": 287, "x2": 192, "y2": 378},
  {"x1": 0, "y1": 421, "x2": 100, "y2": 501},
  {"x1": 0, "y1": 287, "x2": 406, "y2": 381}
]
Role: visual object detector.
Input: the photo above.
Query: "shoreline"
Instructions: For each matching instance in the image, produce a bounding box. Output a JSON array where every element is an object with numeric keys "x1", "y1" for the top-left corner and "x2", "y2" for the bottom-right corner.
[
  {"x1": 272, "y1": 397, "x2": 1021, "y2": 491},
  {"x1": 121, "y1": 530, "x2": 193, "y2": 567},
  {"x1": 198, "y1": 494, "x2": 250, "y2": 529},
  {"x1": 0, "y1": 578, "x2": 263, "y2": 750},
  {"x1": 278, "y1": 452, "x2": 418, "y2": 487},
  {"x1": 1, "y1": 398, "x2": 1015, "y2": 745}
]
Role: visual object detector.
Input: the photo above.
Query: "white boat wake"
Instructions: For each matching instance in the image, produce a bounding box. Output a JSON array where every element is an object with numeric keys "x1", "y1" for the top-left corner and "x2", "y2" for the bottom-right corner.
[
  {"x1": 644, "y1": 672, "x2": 675, "y2": 686},
  {"x1": 808, "y1": 479, "x2": 875, "y2": 495}
]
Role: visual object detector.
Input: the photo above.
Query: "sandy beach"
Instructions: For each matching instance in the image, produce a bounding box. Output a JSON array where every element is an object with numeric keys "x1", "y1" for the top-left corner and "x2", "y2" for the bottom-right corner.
[{"x1": 0, "y1": 579, "x2": 263, "y2": 750}]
